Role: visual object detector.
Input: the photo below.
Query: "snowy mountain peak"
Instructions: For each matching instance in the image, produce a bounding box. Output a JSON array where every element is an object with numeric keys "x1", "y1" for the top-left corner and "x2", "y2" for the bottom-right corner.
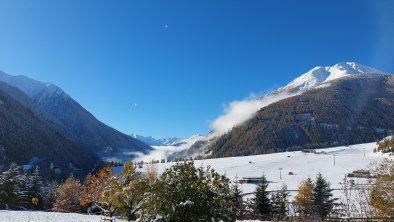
[
  {"x1": 281, "y1": 62, "x2": 384, "y2": 92},
  {"x1": 130, "y1": 134, "x2": 182, "y2": 146}
]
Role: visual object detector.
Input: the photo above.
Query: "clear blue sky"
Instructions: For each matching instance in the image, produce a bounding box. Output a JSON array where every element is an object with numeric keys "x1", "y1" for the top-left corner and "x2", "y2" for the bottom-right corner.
[{"x1": 1, "y1": 0, "x2": 394, "y2": 138}]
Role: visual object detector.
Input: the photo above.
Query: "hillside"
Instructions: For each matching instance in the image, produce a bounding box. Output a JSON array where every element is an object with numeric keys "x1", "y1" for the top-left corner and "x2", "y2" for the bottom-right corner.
[
  {"x1": 0, "y1": 84, "x2": 98, "y2": 178},
  {"x1": 0, "y1": 71, "x2": 152, "y2": 157},
  {"x1": 209, "y1": 74, "x2": 394, "y2": 158}
]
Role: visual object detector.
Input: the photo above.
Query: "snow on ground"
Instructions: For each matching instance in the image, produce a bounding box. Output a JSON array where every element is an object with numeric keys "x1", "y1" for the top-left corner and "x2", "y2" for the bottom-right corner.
[
  {"x1": 0, "y1": 210, "x2": 103, "y2": 222},
  {"x1": 2, "y1": 143, "x2": 389, "y2": 222},
  {"x1": 0, "y1": 210, "x2": 262, "y2": 222},
  {"x1": 138, "y1": 142, "x2": 391, "y2": 199}
]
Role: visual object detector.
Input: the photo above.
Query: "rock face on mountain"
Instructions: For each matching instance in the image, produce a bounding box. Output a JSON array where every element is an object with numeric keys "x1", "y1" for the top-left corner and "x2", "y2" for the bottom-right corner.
[
  {"x1": 0, "y1": 71, "x2": 152, "y2": 157},
  {"x1": 0, "y1": 83, "x2": 98, "y2": 178},
  {"x1": 209, "y1": 74, "x2": 394, "y2": 158}
]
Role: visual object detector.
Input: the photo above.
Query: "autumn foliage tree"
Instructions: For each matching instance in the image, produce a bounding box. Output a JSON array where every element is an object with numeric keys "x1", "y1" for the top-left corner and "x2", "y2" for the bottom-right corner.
[
  {"x1": 101, "y1": 161, "x2": 146, "y2": 220},
  {"x1": 80, "y1": 165, "x2": 113, "y2": 208},
  {"x1": 370, "y1": 159, "x2": 394, "y2": 218},
  {"x1": 294, "y1": 177, "x2": 314, "y2": 218},
  {"x1": 53, "y1": 176, "x2": 82, "y2": 212}
]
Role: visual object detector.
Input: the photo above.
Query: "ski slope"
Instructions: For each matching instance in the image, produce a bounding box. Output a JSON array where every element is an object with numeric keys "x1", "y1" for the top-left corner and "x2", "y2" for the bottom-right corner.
[{"x1": 137, "y1": 142, "x2": 391, "y2": 199}]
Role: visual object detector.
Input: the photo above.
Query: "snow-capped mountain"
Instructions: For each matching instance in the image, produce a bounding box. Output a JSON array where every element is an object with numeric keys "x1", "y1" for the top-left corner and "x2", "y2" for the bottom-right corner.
[
  {"x1": 130, "y1": 134, "x2": 182, "y2": 146},
  {"x1": 279, "y1": 62, "x2": 384, "y2": 92},
  {"x1": 165, "y1": 62, "x2": 391, "y2": 160}
]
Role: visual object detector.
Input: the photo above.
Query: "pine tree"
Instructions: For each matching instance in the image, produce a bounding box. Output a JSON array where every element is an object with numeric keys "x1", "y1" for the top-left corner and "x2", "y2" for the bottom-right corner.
[
  {"x1": 231, "y1": 177, "x2": 244, "y2": 218},
  {"x1": 313, "y1": 173, "x2": 336, "y2": 219},
  {"x1": 0, "y1": 163, "x2": 29, "y2": 209},
  {"x1": 253, "y1": 175, "x2": 271, "y2": 219},
  {"x1": 271, "y1": 183, "x2": 288, "y2": 220},
  {"x1": 294, "y1": 177, "x2": 314, "y2": 218},
  {"x1": 27, "y1": 166, "x2": 44, "y2": 210},
  {"x1": 270, "y1": 192, "x2": 280, "y2": 218}
]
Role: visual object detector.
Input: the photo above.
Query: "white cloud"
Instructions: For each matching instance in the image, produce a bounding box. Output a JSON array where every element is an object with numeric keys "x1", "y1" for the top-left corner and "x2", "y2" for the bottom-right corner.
[
  {"x1": 132, "y1": 135, "x2": 205, "y2": 162},
  {"x1": 210, "y1": 91, "x2": 296, "y2": 137}
]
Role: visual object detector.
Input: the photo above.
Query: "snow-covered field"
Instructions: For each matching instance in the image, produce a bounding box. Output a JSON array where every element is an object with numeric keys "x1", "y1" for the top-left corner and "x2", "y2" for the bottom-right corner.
[
  {"x1": 0, "y1": 210, "x2": 103, "y2": 222},
  {"x1": 134, "y1": 142, "x2": 391, "y2": 199},
  {"x1": 0, "y1": 210, "x2": 262, "y2": 222},
  {"x1": 2, "y1": 142, "x2": 390, "y2": 222}
]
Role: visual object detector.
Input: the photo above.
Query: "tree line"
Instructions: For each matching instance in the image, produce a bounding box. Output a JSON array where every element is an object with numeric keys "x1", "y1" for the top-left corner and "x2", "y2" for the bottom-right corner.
[
  {"x1": 0, "y1": 160, "x2": 393, "y2": 221},
  {"x1": 377, "y1": 136, "x2": 394, "y2": 153}
]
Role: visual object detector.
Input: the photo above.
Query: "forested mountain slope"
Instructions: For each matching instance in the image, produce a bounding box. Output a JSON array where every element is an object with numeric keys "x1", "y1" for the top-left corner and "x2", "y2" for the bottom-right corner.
[
  {"x1": 0, "y1": 83, "x2": 98, "y2": 178},
  {"x1": 209, "y1": 74, "x2": 394, "y2": 157}
]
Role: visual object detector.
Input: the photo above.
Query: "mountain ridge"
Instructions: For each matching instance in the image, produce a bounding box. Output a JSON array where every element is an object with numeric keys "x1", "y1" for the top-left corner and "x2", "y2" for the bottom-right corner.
[
  {"x1": 208, "y1": 74, "x2": 394, "y2": 158},
  {"x1": 0, "y1": 81, "x2": 99, "y2": 178},
  {"x1": 0, "y1": 70, "x2": 152, "y2": 160},
  {"x1": 173, "y1": 62, "x2": 392, "y2": 159}
]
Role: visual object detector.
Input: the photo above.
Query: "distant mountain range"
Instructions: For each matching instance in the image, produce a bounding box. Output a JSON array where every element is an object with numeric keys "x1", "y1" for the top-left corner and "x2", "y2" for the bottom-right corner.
[
  {"x1": 174, "y1": 62, "x2": 394, "y2": 159},
  {"x1": 0, "y1": 70, "x2": 152, "y2": 178},
  {"x1": 130, "y1": 134, "x2": 182, "y2": 146}
]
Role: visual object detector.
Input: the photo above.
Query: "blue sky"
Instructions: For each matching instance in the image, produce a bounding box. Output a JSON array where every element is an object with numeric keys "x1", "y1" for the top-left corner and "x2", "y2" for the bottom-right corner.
[{"x1": 1, "y1": 0, "x2": 394, "y2": 138}]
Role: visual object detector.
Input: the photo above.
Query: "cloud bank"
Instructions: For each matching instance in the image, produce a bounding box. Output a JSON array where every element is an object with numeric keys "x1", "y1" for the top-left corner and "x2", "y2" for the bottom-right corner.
[{"x1": 210, "y1": 91, "x2": 296, "y2": 137}]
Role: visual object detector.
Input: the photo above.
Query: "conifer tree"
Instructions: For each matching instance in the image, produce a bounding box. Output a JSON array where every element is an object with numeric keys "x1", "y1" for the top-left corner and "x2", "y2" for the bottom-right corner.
[
  {"x1": 271, "y1": 183, "x2": 288, "y2": 220},
  {"x1": 27, "y1": 166, "x2": 44, "y2": 209},
  {"x1": 231, "y1": 177, "x2": 244, "y2": 218},
  {"x1": 294, "y1": 177, "x2": 314, "y2": 218},
  {"x1": 313, "y1": 173, "x2": 336, "y2": 219},
  {"x1": 253, "y1": 175, "x2": 271, "y2": 218},
  {"x1": 0, "y1": 163, "x2": 29, "y2": 209}
]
